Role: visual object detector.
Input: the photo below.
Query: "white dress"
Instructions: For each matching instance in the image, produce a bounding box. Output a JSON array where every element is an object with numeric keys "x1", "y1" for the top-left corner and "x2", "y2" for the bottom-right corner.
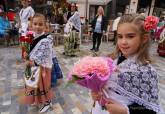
[{"x1": 19, "y1": 6, "x2": 35, "y2": 36}]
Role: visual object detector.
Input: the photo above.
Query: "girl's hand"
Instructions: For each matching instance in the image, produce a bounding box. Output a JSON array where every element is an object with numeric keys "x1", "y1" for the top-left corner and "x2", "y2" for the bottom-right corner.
[
  {"x1": 91, "y1": 91, "x2": 102, "y2": 101},
  {"x1": 105, "y1": 101, "x2": 128, "y2": 114},
  {"x1": 25, "y1": 60, "x2": 34, "y2": 66},
  {"x1": 23, "y1": 52, "x2": 28, "y2": 59}
]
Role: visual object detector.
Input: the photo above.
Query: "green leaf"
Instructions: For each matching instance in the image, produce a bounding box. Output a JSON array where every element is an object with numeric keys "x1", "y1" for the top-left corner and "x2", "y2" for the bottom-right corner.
[
  {"x1": 72, "y1": 75, "x2": 84, "y2": 80},
  {"x1": 64, "y1": 75, "x2": 84, "y2": 88}
]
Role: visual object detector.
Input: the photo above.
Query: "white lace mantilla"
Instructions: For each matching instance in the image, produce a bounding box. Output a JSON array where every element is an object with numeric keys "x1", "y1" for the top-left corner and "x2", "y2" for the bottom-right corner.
[
  {"x1": 30, "y1": 35, "x2": 53, "y2": 68},
  {"x1": 24, "y1": 35, "x2": 54, "y2": 88},
  {"x1": 106, "y1": 56, "x2": 162, "y2": 113}
]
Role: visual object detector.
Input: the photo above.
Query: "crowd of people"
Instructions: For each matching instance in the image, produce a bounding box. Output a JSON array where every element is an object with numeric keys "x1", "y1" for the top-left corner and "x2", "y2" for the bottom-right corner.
[{"x1": 0, "y1": 0, "x2": 165, "y2": 113}]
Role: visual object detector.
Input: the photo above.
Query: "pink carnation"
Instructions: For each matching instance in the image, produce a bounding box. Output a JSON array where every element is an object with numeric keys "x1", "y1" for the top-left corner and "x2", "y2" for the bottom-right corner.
[
  {"x1": 144, "y1": 16, "x2": 159, "y2": 31},
  {"x1": 71, "y1": 56, "x2": 113, "y2": 78},
  {"x1": 27, "y1": 31, "x2": 34, "y2": 35},
  {"x1": 67, "y1": 56, "x2": 114, "y2": 106}
]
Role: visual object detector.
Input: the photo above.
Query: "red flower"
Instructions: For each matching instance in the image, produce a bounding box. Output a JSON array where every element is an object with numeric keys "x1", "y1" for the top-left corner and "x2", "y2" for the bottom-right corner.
[
  {"x1": 19, "y1": 36, "x2": 26, "y2": 42},
  {"x1": 24, "y1": 37, "x2": 33, "y2": 44},
  {"x1": 144, "y1": 16, "x2": 159, "y2": 31},
  {"x1": 24, "y1": 31, "x2": 34, "y2": 44}
]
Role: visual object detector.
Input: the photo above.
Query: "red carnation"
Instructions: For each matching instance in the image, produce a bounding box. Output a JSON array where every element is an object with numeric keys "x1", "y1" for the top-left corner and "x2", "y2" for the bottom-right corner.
[{"x1": 144, "y1": 16, "x2": 159, "y2": 31}]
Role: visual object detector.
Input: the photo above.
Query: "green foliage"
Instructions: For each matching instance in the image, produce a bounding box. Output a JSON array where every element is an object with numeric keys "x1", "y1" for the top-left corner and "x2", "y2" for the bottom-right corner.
[{"x1": 65, "y1": 75, "x2": 84, "y2": 88}]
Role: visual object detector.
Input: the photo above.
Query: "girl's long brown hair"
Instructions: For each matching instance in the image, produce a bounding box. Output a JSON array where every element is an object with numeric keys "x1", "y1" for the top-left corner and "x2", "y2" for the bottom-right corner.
[{"x1": 114, "y1": 14, "x2": 152, "y2": 65}]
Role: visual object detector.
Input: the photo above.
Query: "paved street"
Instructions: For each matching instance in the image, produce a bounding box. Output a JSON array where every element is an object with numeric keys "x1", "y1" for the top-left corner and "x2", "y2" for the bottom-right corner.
[{"x1": 0, "y1": 41, "x2": 165, "y2": 114}]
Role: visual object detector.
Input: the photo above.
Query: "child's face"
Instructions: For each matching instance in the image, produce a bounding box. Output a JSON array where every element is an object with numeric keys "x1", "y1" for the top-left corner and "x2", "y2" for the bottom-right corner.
[
  {"x1": 117, "y1": 23, "x2": 142, "y2": 58},
  {"x1": 21, "y1": 0, "x2": 28, "y2": 7},
  {"x1": 32, "y1": 17, "x2": 45, "y2": 34}
]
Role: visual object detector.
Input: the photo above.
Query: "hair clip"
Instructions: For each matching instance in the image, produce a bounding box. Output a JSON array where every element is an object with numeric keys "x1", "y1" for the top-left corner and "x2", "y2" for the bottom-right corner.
[{"x1": 144, "y1": 16, "x2": 159, "y2": 31}]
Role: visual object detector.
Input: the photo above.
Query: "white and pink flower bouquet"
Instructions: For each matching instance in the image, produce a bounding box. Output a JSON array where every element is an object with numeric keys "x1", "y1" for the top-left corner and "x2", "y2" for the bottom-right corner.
[{"x1": 68, "y1": 56, "x2": 115, "y2": 106}]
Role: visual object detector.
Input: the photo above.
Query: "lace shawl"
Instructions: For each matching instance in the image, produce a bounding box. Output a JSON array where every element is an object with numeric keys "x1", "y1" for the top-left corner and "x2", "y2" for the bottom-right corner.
[
  {"x1": 30, "y1": 34, "x2": 53, "y2": 68},
  {"x1": 106, "y1": 56, "x2": 161, "y2": 112}
]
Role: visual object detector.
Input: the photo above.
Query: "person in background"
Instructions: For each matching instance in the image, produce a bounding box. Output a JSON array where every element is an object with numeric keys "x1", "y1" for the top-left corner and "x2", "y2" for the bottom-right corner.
[
  {"x1": 0, "y1": 10, "x2": 11, "y2": 46},
  {"x1": 154, "y1": 17, "x2": 165, "y2": 41},
  {"x1": 19, "y1": 0, "x2": 35, "y2": 59},
  {"x1": 56, "y1": 8, "x2": 65, "y2": 25},
  {"x1": 157, "y1": 26, "x2": 165, "y2": 57},
  {"x1": 19, "y1": 0, "x2": 35, "y2": 36},
  {"x1": 6, "y1": 9, "x2": 19, "y2": 45},
  {"x1": 112, "y1": 12, "x2": 122, "y2": 45},
  {"x1": 63, "y1": 3, "x2": 81, "y2": 56},
  {"x1": 90, "y1": 6, "x2": 107, "y2": 52},
  {"x1": 67, "y1": 3, "x2": 77, "y2": 20}
]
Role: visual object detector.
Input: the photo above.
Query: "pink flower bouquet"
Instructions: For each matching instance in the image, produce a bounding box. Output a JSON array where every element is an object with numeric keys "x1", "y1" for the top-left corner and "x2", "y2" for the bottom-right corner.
[{"x1": 68, "y1": 56, "x2": 114, "y2": 106}]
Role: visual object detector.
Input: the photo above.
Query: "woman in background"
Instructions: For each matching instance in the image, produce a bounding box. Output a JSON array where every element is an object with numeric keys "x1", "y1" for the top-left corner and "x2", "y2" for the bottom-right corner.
[{"x1": 90, "y1": 6, "x2": 107, "y2": 52}]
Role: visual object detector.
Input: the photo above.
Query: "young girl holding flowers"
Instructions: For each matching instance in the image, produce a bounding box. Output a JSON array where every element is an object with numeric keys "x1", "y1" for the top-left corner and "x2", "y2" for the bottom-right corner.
[
  {"x1": 22, "y1": 13, "x2": 54, "y2": 113},
  {"x1": 91, "y1": 14, "x2": 163, "y2": 114}
]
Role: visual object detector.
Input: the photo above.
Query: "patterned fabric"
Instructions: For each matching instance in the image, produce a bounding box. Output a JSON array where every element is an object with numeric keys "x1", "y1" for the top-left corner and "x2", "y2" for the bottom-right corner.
[
  {"x1": 23, "y1": 66, "x2": 53, "y2": 105},
  {"x1": 64, "y1": 30, "x2": 80, "y2": 56},
  {"x1": 106, "y1": 56, "x2": 161, "y2": 113},
  {"x1": 68, "y1": 11, "x2": 81, "y2": 32},
  {"x1": 22, "y1": 34, "x2": 54, "y2": 105},
  {"x1": 30, "y1": 35, "x2": 53, "y2": 68}
]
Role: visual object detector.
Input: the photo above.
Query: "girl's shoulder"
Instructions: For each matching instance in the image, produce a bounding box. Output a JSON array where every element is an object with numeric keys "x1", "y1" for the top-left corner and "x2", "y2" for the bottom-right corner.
[
  {"x1": 138, "y1": 63, "x2": 157, "y2": 73},
  {"x1": 118, "y1": 57, "x2": 157, "y2": 75},
  {"x1": 39, "y1": 34, "x2": 53, "y2": 44},
  {"x1": 26, "y1": 6, "x2": 34, "y2": 10}
]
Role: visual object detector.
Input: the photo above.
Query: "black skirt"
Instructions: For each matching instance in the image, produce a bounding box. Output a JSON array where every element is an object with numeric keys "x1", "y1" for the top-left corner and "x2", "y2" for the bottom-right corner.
[{"x1": 128, "y1": 103, "x2": 156, "y2": 114}]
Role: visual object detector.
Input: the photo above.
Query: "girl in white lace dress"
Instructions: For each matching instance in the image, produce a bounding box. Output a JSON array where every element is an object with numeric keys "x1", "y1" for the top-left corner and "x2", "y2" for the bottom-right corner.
[
  {"x1": 91, "y1": 14, "x2": 163, "y2": 114},
  {"x1": 22, "y1": 13, "x2": 54, "y2": 113}
]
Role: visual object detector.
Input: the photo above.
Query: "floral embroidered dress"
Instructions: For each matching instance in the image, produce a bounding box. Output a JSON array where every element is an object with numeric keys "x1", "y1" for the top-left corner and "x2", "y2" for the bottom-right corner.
[
  {"x1": 64, "y1": 11, "x2": 81, "y2": 56},
  {"x1": 104, "y1": 56, "x2": 163, "y2": 114},
  {"x1": 22, "y1": 33, "x2": 54, "y2": 105}
]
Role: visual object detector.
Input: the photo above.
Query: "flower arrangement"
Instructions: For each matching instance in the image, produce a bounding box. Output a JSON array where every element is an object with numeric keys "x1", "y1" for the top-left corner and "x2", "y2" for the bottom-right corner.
[
  {"x1": 144, "y1": 16, "x2": 159, "y2": 31},
  {"x1": 19, "y1": 31, "x2": 33, "y2": 59},
  {"x1": 68, "y1": 56, "x2": 115, "y2": 106},
  {"x1": 19, "y1": 31, "x2": 34, "y2": 80}
]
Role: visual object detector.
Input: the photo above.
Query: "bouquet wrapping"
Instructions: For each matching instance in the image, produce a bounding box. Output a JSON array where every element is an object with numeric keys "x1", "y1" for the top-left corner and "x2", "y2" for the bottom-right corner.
[{"x1": 68, "y1": 56, "x2": 115, "y2": 106}]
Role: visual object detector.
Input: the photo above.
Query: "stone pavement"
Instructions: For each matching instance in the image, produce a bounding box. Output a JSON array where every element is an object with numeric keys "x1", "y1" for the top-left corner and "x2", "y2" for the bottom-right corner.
[{"x1": 0, "y1": 42, "x2": 165, "y2": 114}]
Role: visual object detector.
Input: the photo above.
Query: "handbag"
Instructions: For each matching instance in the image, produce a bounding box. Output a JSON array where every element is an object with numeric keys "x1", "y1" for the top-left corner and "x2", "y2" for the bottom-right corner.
[
  {"x1": 24, "y1": 66, "x2": 40, "y2": 88},
  {"x1": 51, "y1": 57, "x2": 63, "y2": 87}
]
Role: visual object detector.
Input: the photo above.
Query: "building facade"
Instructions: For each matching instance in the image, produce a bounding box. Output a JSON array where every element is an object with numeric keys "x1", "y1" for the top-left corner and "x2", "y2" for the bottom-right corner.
[
  {"x1": 67, "y1": 0, "x2": 165, "y2": 21},
  {"x1": 67, "y1": 0, "x2": 111, "y2": 22}
]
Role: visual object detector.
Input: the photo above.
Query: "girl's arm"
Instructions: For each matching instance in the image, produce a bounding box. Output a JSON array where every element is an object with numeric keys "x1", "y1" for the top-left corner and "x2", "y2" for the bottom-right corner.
[
  {"x1": 24, "y1": 52, "x2": 38, "y2": 66},
  {"x1": 91, "y1": 91, "x2": 129, "y2": 114}
]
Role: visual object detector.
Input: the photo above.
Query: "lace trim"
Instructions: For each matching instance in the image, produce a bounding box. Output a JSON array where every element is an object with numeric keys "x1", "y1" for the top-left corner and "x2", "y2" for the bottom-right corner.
[
  {"x1": 30, "y1": 38, "x2": 53, "y2": 68},
  {"x1": 115, "y1": 84, "x2": 160, "y2": 112}
]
